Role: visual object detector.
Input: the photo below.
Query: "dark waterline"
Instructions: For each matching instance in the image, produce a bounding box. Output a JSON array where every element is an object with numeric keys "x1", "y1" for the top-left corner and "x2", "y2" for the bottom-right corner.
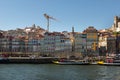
[{"x1": 0, "y1": 64, "x2": 120, "y2": 80}]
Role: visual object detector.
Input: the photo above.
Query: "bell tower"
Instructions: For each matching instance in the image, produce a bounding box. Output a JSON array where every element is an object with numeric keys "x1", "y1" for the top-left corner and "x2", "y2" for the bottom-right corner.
[{"x1": 114, "y1": 16, "x2": 118, "y2": 28}]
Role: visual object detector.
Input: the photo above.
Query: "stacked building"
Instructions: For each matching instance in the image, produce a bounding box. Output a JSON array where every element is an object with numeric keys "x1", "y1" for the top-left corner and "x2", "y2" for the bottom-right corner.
[
  {"x1": 98, "y1": 16, "x2": 120, "y2": 56},
  {"x1": 0, "y1": 16, "x2": 120, "y2": 57}
]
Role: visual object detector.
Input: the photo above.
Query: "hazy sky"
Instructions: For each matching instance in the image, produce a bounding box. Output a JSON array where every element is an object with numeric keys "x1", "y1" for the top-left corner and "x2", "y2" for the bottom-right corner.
[{"x1": 0, "y1": 0, "x2": 120, "y2": 32}]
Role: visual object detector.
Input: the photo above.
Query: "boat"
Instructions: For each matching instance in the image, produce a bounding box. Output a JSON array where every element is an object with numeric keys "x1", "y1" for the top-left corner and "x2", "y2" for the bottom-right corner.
[
  {"x1": 97, "y1": 61, "x2": 104, "y2": 65},
  {"x1": 53, "y1": 59, "x2": 90, "y2": 65},
  {"x1": 0, "y1": 57, "x2": 9, "y2": 63},
  {"x1": 97, "y1": 55, "x2": 120, "y2": 66},
  {"x1": 101, "y1": 63, "x2": 120, "y2": 66},
  {"x1": 97, "y1": 61, "x2": 120, "y2": 66}
]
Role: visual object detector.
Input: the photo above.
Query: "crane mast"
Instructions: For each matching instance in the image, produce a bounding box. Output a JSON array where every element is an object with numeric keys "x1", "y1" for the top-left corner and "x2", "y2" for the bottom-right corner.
[{"x1": 44, "y1": 13, "x2": 56, "y2": 32}]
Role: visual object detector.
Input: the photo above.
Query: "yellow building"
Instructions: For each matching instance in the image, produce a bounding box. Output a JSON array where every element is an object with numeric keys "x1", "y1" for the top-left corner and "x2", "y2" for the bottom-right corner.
[{"x1": 83, "y1": 26, "x2": 98, "y2": 55}]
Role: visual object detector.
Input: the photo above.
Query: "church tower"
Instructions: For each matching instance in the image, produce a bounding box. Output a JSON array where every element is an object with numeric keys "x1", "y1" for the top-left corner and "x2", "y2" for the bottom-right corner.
[{"x1": 114, "y1": 16, "x2": 118, "y2": 28}]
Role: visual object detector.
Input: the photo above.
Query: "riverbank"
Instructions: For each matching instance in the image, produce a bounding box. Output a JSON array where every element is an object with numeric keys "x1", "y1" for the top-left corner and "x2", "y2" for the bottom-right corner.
[{"x1": 0, "y1": 57, "x2": 59, "y2": 64}]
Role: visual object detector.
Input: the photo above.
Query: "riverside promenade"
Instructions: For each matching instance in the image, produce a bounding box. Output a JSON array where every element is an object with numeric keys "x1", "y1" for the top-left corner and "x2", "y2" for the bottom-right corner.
[{"x1": 0, "y1": 57, "x2": 59, "y2": 64}]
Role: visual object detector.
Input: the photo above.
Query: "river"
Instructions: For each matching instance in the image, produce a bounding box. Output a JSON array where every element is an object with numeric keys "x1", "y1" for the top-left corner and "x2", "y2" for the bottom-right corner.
[{"x1": 0, "y1": 64, "x2": 120, "y2": 80}]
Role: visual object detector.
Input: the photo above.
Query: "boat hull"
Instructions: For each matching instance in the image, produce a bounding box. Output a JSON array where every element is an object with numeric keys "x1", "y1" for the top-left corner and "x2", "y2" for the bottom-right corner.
[
  {"x1": 53, "y1": 61, "x2": 90, "y2": 65},
  {"x1": 101, "y1": 63, "x2": 120, "y2": 66}
]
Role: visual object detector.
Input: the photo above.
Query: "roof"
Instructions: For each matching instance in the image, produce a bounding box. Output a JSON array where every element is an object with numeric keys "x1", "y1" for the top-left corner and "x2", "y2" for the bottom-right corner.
[{"x1": 83, "y1": 26, "x2": 98, "y2": 33}]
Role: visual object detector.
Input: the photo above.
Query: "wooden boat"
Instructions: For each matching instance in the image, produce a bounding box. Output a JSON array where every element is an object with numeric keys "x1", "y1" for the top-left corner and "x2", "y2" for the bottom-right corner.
[
  {"x1": 53, "y1": 60, "x2": 90, "y2": 65},
  {"x1": 97, "y1": 61, "x2": 104, "y2": 65},
  {"x1": 98, "y1": 56, "x2": 120, "y2": 66},
  {"x1": 98, "y1": 61, "x2": 120, "y2": 66},
  {"x1": 0, "y1": 57, "x2": 9, "y2": 63},
  {"x1": 102, "y1": 63, "x2": 120, "y2": 66}
]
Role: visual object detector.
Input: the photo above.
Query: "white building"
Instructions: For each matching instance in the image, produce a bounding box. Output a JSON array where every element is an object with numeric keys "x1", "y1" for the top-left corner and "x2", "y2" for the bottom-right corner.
[
  {"x1": 41, "y1": 32, "x2": 72, "y2": 57},
  {"x1": 110, "y1": 16, "x2": 120, "y2": 32}
]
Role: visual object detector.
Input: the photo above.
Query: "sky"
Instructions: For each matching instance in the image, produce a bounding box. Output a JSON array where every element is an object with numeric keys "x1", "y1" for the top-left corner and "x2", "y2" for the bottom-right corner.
[{"x1": 0, "y1": 0, "x2": 120, "y2": 32}]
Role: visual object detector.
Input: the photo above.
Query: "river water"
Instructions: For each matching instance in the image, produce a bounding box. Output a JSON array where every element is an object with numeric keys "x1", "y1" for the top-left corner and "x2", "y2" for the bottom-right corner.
[{"x1": 0, "y1": 64, "x2": 120, "y2": 80}]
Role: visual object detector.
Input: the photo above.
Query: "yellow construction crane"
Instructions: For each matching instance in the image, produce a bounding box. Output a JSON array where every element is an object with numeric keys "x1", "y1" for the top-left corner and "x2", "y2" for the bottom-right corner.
[{"x1": 44, "y1": 13, "x2": 57, "y2": 32}]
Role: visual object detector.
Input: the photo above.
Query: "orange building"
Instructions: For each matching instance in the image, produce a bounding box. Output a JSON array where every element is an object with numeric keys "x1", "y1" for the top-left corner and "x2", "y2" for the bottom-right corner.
[{"x1": 83, "y1": 26, "x2": 99, "y2": 55}]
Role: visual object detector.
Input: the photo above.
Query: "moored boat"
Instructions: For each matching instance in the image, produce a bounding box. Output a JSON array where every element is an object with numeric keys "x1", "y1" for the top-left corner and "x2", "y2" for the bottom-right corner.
[
  {"x1": 97, "y1": 61, "x2": 104, "y2": 65},
  {"x1": 102, "y1": 62, "x2": 120, "y2": 66},
  {"x1": 98, "y1": 55, "x2": 120, "y2": 66},
  {"x1": 53, "y1": 59, "x2": 90, "y2": 65},
  {"x1": 0, "y1": 57, "x2": 9, "y2": 63},
  {"x1": 97, "y1": 61, "x2": 120, "y2": 66}
]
